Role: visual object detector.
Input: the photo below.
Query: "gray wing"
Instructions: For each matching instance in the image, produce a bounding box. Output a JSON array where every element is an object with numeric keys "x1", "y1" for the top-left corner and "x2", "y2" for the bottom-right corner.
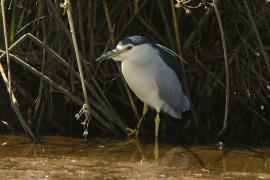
[
  {"x1": 154, "y1": 45, "x2": 190, "y2": 115},
  {"x1": 156, "y1": 64, "x2": 190, "y2": 113}
]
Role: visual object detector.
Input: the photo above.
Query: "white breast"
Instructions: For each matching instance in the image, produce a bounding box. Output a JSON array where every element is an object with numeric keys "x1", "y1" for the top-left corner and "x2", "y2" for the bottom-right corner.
[{"x1": 121, "y1": 58, "x2": 166, "y2": 112}]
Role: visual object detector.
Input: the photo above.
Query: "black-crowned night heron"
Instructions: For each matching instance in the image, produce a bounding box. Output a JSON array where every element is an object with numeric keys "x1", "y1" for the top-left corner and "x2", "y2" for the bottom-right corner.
[{"x1": 97, "y1": 35, "x2": 190, "y2": 138}]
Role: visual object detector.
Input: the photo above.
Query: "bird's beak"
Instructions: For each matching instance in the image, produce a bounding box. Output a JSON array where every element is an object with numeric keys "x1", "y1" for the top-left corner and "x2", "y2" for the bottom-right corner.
[{"x1": 96, "y1": 49, "x2": 126, "y2": 62}]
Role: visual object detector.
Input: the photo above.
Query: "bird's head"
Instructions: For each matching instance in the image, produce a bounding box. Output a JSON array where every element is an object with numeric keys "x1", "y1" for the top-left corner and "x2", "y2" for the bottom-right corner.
[{"x1": 96, "y1": 36, "x2": 153, "y2": 62}]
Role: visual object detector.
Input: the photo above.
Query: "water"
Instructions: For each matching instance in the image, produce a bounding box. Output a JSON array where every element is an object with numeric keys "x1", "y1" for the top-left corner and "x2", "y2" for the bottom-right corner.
[{"x1": 0, "y1": 135, "x2": 269, "y2": 179}]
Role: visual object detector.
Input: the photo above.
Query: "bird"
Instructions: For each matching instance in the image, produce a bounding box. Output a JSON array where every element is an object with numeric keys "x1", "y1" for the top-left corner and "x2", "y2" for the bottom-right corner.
[{"x1": 96, "y1": 35, "x2": 190, "y2": 138}]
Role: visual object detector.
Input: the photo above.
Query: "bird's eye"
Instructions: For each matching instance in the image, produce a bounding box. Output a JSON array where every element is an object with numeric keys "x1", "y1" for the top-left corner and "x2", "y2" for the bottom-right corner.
[{"x1": 126, "y1": 46, "x2": 133, "y2": 50}]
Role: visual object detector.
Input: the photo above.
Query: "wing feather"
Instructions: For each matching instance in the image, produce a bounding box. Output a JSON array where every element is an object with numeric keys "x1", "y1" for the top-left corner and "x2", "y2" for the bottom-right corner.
[
  {"x1": 153, "y1": 45, "x2": 190, "y2": 115},
  {"x1": 155, "y1": 44, "x2": 187, "y2": 64}
]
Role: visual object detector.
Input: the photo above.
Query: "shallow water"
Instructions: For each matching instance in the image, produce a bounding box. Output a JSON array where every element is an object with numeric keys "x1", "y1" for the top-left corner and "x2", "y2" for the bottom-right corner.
[{"x1": 0, "y1": 136, "x2": 269, "y2": 179}]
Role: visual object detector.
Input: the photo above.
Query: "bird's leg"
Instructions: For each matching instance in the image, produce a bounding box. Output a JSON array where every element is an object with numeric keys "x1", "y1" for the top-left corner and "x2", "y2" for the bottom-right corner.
[
  {"x1": 135, "y1": 104, "x2": 148, "y2": 136},
  {"x1": 154, "y1": 136, "x2": 159, "y2": 160},
  {"x1": 154, "y1": 113, "x2": 160, "y2": 159},
  {"x1": 127, "y1": 103, "x2": 148, "y2": 137},
  {"x1": 154, "y1": 113, "x2": 160, "y2": 137}
]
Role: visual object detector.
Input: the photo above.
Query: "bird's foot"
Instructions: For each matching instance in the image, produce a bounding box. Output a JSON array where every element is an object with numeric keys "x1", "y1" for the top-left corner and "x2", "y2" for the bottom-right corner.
[{"x1": 126, "y1": 127, "x2": 139, "y2": 137}]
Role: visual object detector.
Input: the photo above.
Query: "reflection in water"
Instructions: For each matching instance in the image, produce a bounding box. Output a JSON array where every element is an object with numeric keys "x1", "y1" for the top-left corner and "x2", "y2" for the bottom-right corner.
[
  {"x1": 154, "y1": 136, "x2": 159, "y2": 160},
  {"x1": 0, "y1": 135, "x2": 269, "y2": 179}
]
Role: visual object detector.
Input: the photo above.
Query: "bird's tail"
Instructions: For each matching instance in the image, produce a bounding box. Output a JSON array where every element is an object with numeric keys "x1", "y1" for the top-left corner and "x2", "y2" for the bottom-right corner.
[{"x1": 182, "y1": 95, "x2": 190, "y2": 112}]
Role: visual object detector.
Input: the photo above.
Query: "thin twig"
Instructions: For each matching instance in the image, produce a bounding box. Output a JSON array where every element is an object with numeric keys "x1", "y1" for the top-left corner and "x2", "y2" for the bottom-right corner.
[
  {"x1": 1, "y1": 0, "x2": 12, "y2": 101},
  {"x1": 1, "y1": 0, "x2": 36, "y2": 141},
  {"x1": 103, "y1": 0, "x2": 115, "y2": 45},
  {"x1": 0, "y1": 64, "x2": 36, "y2": 141},
  {"x1": 183, "y1": 2, "x2": 215, "y2": 51},
  {"x1": 170, "y1": 0, "x2": 200, "y2": 131},
  {"x1": 61, "y1": 0, "x2": 91, "y2": 138},
  {"x1": 243, "y1": 0, "x2": 270, "y2": 74},
  {"x1": 212, "y1": 0, "x2": 230, "y2": 136},
  {"x1": 156, "y1": 0, "x2": 174, "y2": 47}
]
